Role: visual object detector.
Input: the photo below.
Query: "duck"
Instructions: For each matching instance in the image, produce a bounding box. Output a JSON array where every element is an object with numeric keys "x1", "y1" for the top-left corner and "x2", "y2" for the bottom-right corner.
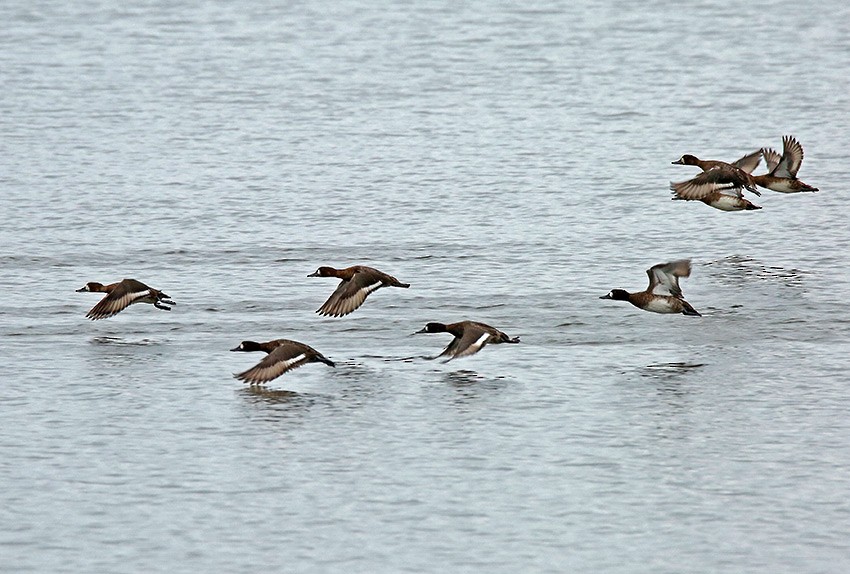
[
  {"x1": 308, "y1": 265, "x2": 409, "y2": 317},
  {"x1": 415, "y1": 321, "x2": 520, "y2": 360},
  {"x1": 671, "y1": 183, "x2": 762, "y2": 211},
  {"x1": 230, "y1": 339, "x2": 335, "y2": 385},
  {"x1": 670, "y1": 163, "x2": 761, "y2": 204},
  {"x1": 752, "y1": 135, "x2": 819, "y2": 193},
  {"x1": 672, "y1": 149, "x2": 763, "y2": 176},
  {"x1": 600, "y1": 260, "x2": 701, "y2": 316},
  {"x1": 76, "y1": 278, "x2": 175, "y2": 320}
]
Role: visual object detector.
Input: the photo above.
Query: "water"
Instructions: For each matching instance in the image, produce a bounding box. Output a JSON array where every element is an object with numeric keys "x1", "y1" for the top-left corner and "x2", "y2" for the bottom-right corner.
[{"x1": 2, "y1": 0, "x2": 850, "y2": 572}]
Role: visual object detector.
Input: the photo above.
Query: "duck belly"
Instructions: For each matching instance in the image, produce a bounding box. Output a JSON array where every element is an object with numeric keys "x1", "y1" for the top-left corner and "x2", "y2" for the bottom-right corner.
[
  {"x1": 706, "y1": 196, "x2": 746, "y2": 211},
  {"x1": 765, "y1": 180, "x2": 799, "y2": 193},
  {"x1": 644, "y1": 297, "x2": 680, "y2": 314}
]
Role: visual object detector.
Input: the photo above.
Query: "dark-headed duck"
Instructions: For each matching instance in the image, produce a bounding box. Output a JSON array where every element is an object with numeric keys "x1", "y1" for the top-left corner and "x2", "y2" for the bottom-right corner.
[
  {"x1": 672, "y1": 150, "x2": 762, "y2": 175},
  {"x1": 308, "y1": 265, "x2": 409, "y2": 317},
  {"x1": 230, "y1": 339, "x2": 335, "y2": 385},
  {"x1": 601, "y1": 260, "x2": 701, "y2": 316},
  {"x1": 753, "y1": 135, "x2": 819, "y2": 193},
  {"x1": 76, "y1": 278, "x2": 174, "y2": 320},
  {"x1": 415, "y1": 321, "x2": 520, "y2": 360},
  {"x1": 670, "y1": 164, "x2": 760, "y2": 206}
]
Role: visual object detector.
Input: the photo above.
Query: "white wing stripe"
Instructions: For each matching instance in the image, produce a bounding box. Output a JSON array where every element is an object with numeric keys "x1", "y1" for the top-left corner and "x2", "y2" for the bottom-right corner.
[
  {"x1": 471, "y1": 332, "x2": 490, "y2": 351},
  {"x1": 282, "y1": 354, "x2": 307, "y2": 368},
  {"x1": 129, "y1": 289, "x2": 152, "y2": 301}
]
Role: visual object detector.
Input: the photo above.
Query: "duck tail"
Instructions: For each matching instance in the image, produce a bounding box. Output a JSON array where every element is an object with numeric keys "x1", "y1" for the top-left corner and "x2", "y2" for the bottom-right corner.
[{"x1": 682, "y1": 303, "x2": 701, "y2": 317}]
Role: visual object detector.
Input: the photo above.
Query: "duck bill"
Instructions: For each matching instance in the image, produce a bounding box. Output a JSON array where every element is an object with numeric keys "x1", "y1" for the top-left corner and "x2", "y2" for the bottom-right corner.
[
  {"x1": 671, "y1": 159, "x2": 684, "y2": 165},
  {"x1": 307, "y1": 271, "x2": 319, "y2": 277},
  {"x1": 599, "y1": 293, "x2": 613, "y2": 299},
  {"x1": 412, "y1": 328, "x2": 428, "y2": 335},
  {"x1": 229, "y1": 346, "x2": 243, "y2": 351}
]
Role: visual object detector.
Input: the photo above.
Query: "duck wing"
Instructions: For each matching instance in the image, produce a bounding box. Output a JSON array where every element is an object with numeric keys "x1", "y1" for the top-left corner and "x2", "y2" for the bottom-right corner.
[
  {"x1": 85, "y1": 279, "x2": 153, "y2": 320},
  {"x1": 234, "y1": 342, "x2": 313, "y2": 384},
  {"x1": 762, "y1": 147, "x2": 782, "y2": 174},
  {"x1": 670, "y1": 168, "x2": 747, "y2": 200},
  {"x1": 773, "y1": 135, "x2": 804, "y2": 178},
  {"x1": 438, "y1": 326, "x2": 493, "y2": 360},
  {"x1": 730, "y1": 150, "x2": 762, "y2": 174},
  {"x1": 647, "y1": 260, "x2": 691, "y2": 298},
  {"x1": 316, "y1": 270, "x2": 386, "y2": 317}
]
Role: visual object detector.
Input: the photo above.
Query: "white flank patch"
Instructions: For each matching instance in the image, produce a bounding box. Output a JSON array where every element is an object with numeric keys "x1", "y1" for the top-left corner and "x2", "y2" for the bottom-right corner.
[
  {"x1": 282, "y1": 354, "x2": 307, "y2": 368},
  {"x1": 363, "y1": 282, "x2": 383, "y2": 294},
  {"x1": 770, "y1": 181, "x2": 796, "y2": 193},
  {"x1": 646, "y1": 298, "x2": 677, "y2": 314},
  {"x1": 712, "y1": 196, "x2": 743, "y2": 211}
]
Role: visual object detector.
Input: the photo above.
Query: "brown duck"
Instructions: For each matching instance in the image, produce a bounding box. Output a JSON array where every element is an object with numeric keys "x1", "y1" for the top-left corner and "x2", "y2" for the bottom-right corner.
[
  {"x1": 230, "y1": 339, "x2": 335, "y2": 385},
  {"x1": 415, "y1": 321, "x2": 520, "y2": 361},
  {"x1": 76, "y1": 278, "x2": 175, "y2": 320},
  {"x1": 600, "y1": 260, "x2": 701, "y2": 316},
  {"x1": 308, "y1": 265, "x2": 409, "y2": 317}
]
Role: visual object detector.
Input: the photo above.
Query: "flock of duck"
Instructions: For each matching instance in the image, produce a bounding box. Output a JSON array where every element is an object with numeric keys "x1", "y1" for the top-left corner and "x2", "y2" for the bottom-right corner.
[
  {"x1": 77, "y1": 266, "x2": 519, "y2": 384},
  {"x1": 670, "y1": 134, "x2": 817, "y2": 211},
  {"x1": 77, "y1": 135, "x2": 818, "y2": 385}
]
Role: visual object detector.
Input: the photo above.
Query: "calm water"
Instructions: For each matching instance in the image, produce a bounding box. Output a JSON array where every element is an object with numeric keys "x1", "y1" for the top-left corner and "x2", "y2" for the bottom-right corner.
[{"x1": 2, "y1": 0, "x2": 850, "y2": 572}]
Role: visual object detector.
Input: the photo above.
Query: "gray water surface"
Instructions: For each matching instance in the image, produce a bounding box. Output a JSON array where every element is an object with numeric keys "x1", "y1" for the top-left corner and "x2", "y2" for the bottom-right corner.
[{"x1": 2, "y1": 1, "x2": 850, "y2": 572}]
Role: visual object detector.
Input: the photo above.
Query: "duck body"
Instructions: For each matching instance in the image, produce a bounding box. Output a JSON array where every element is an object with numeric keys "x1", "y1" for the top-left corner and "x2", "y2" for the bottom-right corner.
[
  {"x1": 415, "y1": 320, "x2": 520, "y2": 360},
  {"x1": 670, "y1": 164, "x2": 760, "y2": 202},
  {"x1": 76, "y1": 278, "x2": 174, "y2": 320},
  {"x1": 672, "y1": 151, "x2": 761, "y2": 195},
  {"x1": 308, "y1": 265, "x2": 409, "y2": 317},
  {"x1": 230, "y1": 339, "x2": 335, "y2": 384},
  {"x1": 601, "y1": 260, "x2": 701, "y2": 317},
  {"x1": 672, "y1": 188, "x2": 761, "y2": 211}
]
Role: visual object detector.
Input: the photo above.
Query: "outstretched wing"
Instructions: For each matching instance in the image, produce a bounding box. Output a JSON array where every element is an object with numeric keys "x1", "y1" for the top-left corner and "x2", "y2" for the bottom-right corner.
[
  {"x1": 773, "y1": 135, "x2": 804, "y2": 178},
  {"x1": 86, "y1": 280, "x2": 152, "y2": 320},
  {"x1": 234, "y1": 345, "x2": 310, "y2": 384},
  {"x1": 762, "y1": 147, "x2": 782, "y2": 174},
  {"x1": 730, "y1": 150, "x2": 762, "y2": 174},
  {"x1": 438, "y1": 329, "x2": 491, "y2": 361},
  {"x1": 670, "y1": 168, "x2": 743, "y2": 200},
  {"x1": 647, "y1": 260, "x2": 691, "y2": 298},
  {"x1": 316, "y1": 272, "x2": 384, "y2": 317}
]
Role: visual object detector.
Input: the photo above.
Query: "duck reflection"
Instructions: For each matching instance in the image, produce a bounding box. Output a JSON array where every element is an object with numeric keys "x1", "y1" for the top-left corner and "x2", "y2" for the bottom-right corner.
[
  {"x1": 442, "y1": 369, "x2": 509, "y2": 402},
  {"x1": 236, "y1": 385, "x2": 324, "y2": 424},
  {"x1": 639, "y1": 362, "x2": 706, "y2": 401}
]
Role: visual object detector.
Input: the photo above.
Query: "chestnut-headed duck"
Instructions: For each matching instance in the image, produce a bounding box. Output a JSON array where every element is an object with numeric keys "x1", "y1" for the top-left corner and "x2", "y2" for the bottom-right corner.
[
  {"x1": 601, "y1": 260, "x2": 701, "y2": 316},
  {"x1": 308, "y1": 265, "x2": 409, "y2": 317},
  {"x1": 76, "y1": 278, "x2": 174, "y2": 320},
  {"x1": 415, "y1": 321, "x2": 520, "y2": 360},
  {"x1": 230, "y1": 339, "x2": 335, "y2": 385},
  {"x1": 753, "y1": 135, "x2": 819, "y2": 193},
  {"x1": 672, "y1": 149, "x2": 763, "y2": 175}
]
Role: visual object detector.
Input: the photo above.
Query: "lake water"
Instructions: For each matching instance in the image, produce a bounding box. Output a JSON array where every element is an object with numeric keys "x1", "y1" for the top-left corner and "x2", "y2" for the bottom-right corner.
[{"x1": 2, "y1": 0, "x2": 850, "y2": 572}]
